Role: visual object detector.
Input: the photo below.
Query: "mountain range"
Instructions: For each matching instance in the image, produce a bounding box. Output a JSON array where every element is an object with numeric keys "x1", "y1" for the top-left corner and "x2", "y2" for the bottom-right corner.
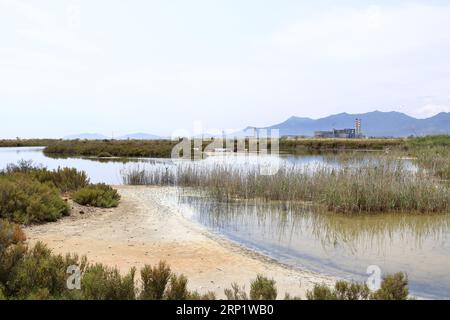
[
  {"x1": 63, "y1": 111, "x2": 450, "y2": 140},
  {"x1": 63, "y1": 133, "x2": 164, "y2": 140},
  {"x1": 248, "y1": 111, "x2": 450, "y2": 137}
]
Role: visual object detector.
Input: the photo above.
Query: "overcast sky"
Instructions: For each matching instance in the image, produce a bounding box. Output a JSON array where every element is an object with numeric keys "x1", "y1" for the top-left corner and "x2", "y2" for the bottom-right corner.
[{"x1": 1, "y1": 0, "x2": 450, "y2": 138}]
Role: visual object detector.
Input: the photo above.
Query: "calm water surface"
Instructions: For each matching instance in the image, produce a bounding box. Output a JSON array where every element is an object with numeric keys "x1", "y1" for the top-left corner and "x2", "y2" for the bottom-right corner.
[
  {"x1": 1, "y1": 147, "x2": 448, "y2": 298},
  {"x1": 170, "y1": 194, "x2": 450, "y2": 299}
]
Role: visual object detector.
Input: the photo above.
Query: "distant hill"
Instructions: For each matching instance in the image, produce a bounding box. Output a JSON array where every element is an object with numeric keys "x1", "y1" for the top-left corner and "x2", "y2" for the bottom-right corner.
[
  {"x1": 117, "y1": 133, "x2": 164, "y2": 140},
  {"x1": 63, "y1": 133, "x2": 108, "y2": 140},
  {"x1": 63, "y1": 133, "x2": 164, "y2": 140},
  {"x1": 251, "y1": 111, "x2": 450, "y2": 137}
]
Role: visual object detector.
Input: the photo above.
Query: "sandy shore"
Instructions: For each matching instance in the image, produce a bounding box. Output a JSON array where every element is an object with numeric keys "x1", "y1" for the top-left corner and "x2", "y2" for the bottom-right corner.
[{"x1": 25, "y1": 185, "x2": 335, "y2": 298}]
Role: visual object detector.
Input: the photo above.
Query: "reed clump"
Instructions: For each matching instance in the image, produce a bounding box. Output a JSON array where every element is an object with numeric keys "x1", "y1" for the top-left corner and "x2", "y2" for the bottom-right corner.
[{"x1": 123, "y1": 160, "x2": 450, "y2": 214}]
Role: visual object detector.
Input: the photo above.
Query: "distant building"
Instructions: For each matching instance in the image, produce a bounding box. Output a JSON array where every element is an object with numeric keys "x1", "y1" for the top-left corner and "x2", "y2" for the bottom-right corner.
[
  {"x1": 314, "y1": 119, "x2": 365, "y2": 139},
  {"x1": 315, "y1": 128, "x2": 356, "y2": 138}
]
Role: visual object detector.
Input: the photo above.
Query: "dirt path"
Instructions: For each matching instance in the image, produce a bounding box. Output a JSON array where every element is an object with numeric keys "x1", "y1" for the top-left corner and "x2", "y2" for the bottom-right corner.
[{"x1": 25, "y1": 186, "x2": 335, "y2": 298}]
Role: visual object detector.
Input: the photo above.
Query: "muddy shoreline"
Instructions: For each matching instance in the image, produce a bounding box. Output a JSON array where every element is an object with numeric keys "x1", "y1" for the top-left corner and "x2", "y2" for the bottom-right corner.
[{"x1": 25, "y1": 185, "x2": 336, "y2": 298}]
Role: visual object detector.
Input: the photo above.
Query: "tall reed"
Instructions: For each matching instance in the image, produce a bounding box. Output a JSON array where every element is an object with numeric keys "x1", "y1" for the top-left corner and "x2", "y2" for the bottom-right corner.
[{"x1": 123, "y1": 159, "x2": 450, "y2": 214}]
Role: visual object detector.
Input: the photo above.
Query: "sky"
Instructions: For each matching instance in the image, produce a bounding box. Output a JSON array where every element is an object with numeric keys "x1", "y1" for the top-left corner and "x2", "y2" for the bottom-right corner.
[{"x1": 1, "y1": 0, "x2": 450, "y2": 138}]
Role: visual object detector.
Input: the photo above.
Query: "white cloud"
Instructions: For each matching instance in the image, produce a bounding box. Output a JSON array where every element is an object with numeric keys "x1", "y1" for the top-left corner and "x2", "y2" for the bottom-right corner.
[
  {"x1": 414, "y1": 104, "x2": 450, "y2": 118},
  {"x1": 259, "y1": 3, "x2": 450, "y2": 61}
]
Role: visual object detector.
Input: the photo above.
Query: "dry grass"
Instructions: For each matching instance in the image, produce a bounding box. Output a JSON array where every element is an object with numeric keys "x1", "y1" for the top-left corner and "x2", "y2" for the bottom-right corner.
[{"x1": 123, "y1": 159, "x2": 450, "y2": 214}]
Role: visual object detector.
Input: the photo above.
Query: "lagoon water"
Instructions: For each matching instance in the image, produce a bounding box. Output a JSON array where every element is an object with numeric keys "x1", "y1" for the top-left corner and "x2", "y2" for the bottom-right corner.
[
  {"x1": 0, "y1": 146, "x2": 346, "y2": 184},
  {"x1": 1, "y1": 146, "x2": 449, "y2": 299},
  {"x1": 173, "y1": 195, "x2": 450, "y2": 299}
]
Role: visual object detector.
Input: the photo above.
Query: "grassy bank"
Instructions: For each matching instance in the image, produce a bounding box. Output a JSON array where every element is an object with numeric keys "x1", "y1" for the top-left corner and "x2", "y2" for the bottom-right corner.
[
  {"x1": 405, "y1": 135, "x2": 450, "y2": 180},
  {"x1": 0, "y1": 139, "x2": 57, "y2": 148},
  {"x1": 123, "y1": 160, "x2": 450, "y2": 214},
  {"x1": 0, "y1": 220, "x2": 410, "y2": 300},
  {"x1": 279, "y1": 137, "x2": 404, "y2": 152},
  {"x1": 43, "y1": 140, "x2": 180, "y2": 158},
  {"x1": 38, "y1": 137, "x2": 407, "y2": 159}
]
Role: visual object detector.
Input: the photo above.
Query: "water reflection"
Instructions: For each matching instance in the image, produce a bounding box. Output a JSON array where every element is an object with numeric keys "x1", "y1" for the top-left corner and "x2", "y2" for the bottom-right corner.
[{"x1": 174, "y1": 193, "x2": 450, "y2": 299}]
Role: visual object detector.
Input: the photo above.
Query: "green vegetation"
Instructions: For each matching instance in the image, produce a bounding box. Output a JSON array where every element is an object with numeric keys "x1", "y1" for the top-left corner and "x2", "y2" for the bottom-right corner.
[
  {"x1": 407, "y1": 134, "x2": 450, "y2": 148},
  {"x1": 0, "y1": 221, "x2": 213, "y2": 300},
  {"x1": 306, "y1": 273, "x2": 409, "y2": 300},
  {"x1": 0, "y1": 161, "x2": 119, "y2": 223},
  {"x1": 36, "y1": 138, "x2": 405, "y2": 159},
  {"x1": 73, "y1": 184, "x2": 121, "y2": 208},
  {"x1": 4, "y1": 161, "x2": 90, "y2": 193},
  {"x1": 0, "y1": 139, "x2": 57, "y2": 148},
  {"x1": 404, "y1": 135, "x2": 450, "y2": 180},
  {"x1": 0, "y1": 219, "x2": 411, "y2": 300},
  {"x1": 0, "y1": 174, "x2": 69, "y2": 224},
  {"x1": 124, "y1": 159, "x2": 450, "y2": 214},
  {"x1": 249, "y1": 275, "x2": 278, "y2": 300},
  {"x1": 44, "y1": 140, "x2": 180, "y2": 158},
  {"x1": 279, "y1": 138, "x2": 404, "y2": 152}
]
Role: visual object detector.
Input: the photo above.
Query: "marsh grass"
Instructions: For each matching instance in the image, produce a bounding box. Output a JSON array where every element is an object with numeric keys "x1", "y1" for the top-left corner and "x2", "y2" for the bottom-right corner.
[
  {"x1": 279, "y1": 138, "x2": 403, "y2": 152},
  {"x1": 123, "y1": 159, "x2": 450, "y2": 214},
  {"x1": 44, "y1": 139, "x2": 180, "y2": 158}
]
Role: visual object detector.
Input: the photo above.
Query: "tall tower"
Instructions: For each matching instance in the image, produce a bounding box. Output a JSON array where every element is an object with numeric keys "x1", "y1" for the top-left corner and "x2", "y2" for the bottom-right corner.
[{"x1": 355, "y1": 118, "x2": 362, "y2": 137}]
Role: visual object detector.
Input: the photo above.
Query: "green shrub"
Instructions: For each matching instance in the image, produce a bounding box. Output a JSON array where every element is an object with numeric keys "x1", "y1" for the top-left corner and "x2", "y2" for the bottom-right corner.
[
  {"x1": 140, "y1": 261, "x2": 172, "y2": 300},
  {"x1": 81, "y1": 264, "x2": 136, "y2": 300},
  {"x1": 371, "y1": 273, "x2": 409, "y2": 300},
  {"x1": 44, "y1": 140, "x2": 180, "y2": 158},
  {"x1": 188, "y1": 291, "x2": 217, "y2": 300},
  {"x1": 249, "y1": 275, "x2": 277, "y2": 300},
  {"x1": 0, "y1": 220, "x2": 27, "y2": 287},
  {"x1": 334, "y1": 281, "x2": 371, "y2": 300},
  {"x1": 6, "y1": 242, "x2": 85, "y2": 299},
  {"x1": 224, "y1": 283, "x2": 248, "y2": 300},
  {"x1": 307, "y1": 273, "x2": 410, "y2": 300},
  {"x1": 0, "y1": 175, "x2": 69, "y2": 224},
  {"x1": 306, "y1": 284, "x2": 337, "y2": 300},
  {"x1": 165, "y1": 274, "x2": 189, "y2": 300},
  {"x1": 73, "y1": 184, "x2": 120, "y2": 208},
  {"x1": 3, "y1": 161, "x2": 89, "y2": 193},
  {"x1": 33, "y1": 167, "x2": 89, "y2": 193}
]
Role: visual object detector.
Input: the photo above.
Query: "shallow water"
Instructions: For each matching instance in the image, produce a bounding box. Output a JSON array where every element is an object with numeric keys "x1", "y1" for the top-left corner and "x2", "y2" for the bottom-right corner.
[
  {"x1": 1, "y1": 146, "x2": 447, "y2": 298},
  {"x1": 0, "y1": 146, "x2": 360, "y2": 184},
  {"x1": 0, "y1": 147, "x2": 172, "y2": 184},
  {"x1": 172, "y1": 194, "x2": 450, "y2": 299}
]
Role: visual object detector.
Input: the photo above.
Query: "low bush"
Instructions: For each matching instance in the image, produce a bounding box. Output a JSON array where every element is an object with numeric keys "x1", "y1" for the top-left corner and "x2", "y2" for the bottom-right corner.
[
  {"x1": 165, "y1": 274, "x2": 189, "y2": 300},
  {"x1": 81, "y1": 264, "x2": 136, "y2": 300},
  {"x1": 371, "y1": 273, "x2": 409, "y2": 300},
  {"x1": 306, "y1": 273, "x2": 409, "y2": 300},
  {"x1": 44, "y1": 140, "x2": 179, "y2": 158},
  {"x1": 0, "y1": 175, "x2": 69, "y2": 224},
  {"x1": 140, "y1": 261, "x2": 172, "y2": 300},
  {"x1": 7, "y1": 242, "x2": 84, "y2": 299},
  {"x1": 249, "y1": 275, "x2": 277, "y2": 300},
  {"x1": 0, "y1": 221, "x2": 413, "y2": 301},
  {"x1": 73, "y1": 184, "x2": 120, "y2": 208},
  {"x1": 4, "y1": 161, "x2": 89, "y2": 193},
  {"x1": 224, "y1": 283, "x2": 248, "y2": 300}
]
